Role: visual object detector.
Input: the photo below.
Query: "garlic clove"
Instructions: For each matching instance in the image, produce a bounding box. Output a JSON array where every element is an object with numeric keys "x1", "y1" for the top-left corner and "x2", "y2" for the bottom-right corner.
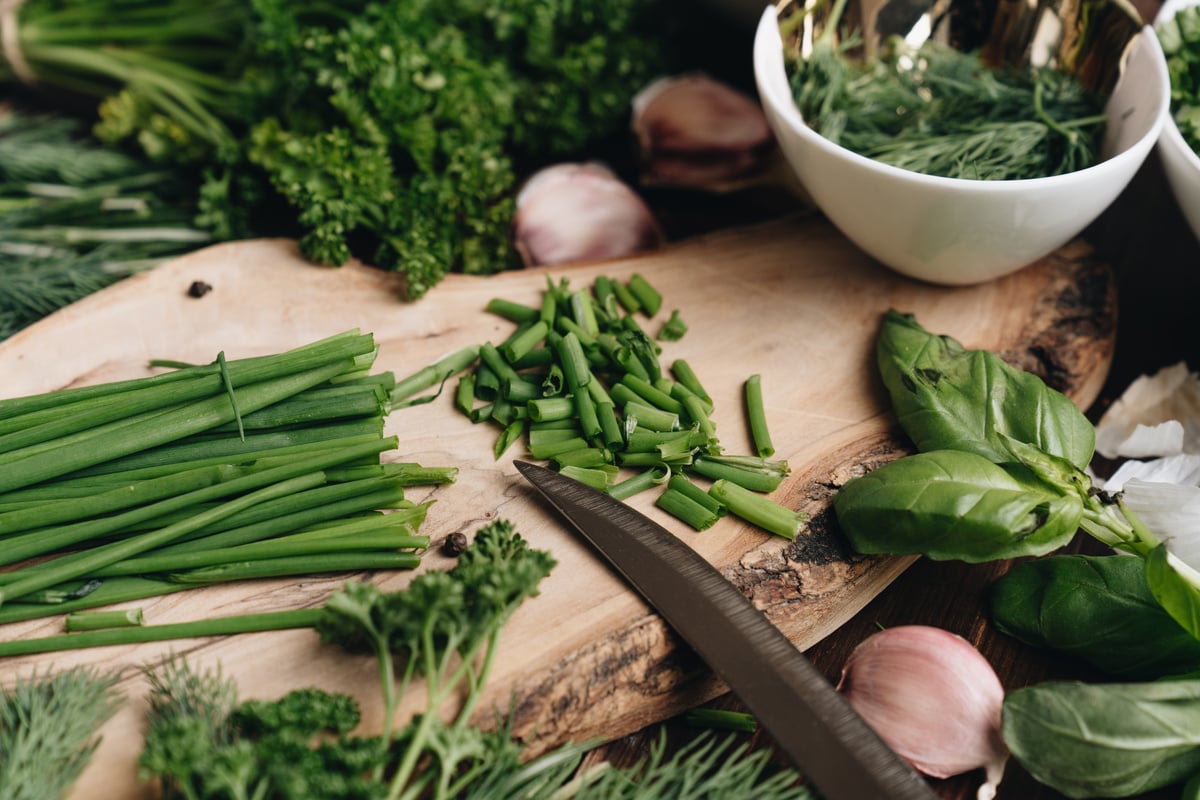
[
  {"x1": 511, "y1": 162, "x2": 664, "y2": 268},
  {"x1": 837, "y1": 625, "x2": 1008, "y2": 800},
  {"x1": 631, "y1": 73, "x2": 777, "y2": 189}
]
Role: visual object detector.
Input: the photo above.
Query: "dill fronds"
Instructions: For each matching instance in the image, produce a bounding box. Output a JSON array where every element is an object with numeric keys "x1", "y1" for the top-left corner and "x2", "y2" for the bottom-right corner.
[
  {"x1": 788, "y1": 35, "x2": 1107, "y2": 180},
  {"x1": 0, "y1": 667, "x2": 122, "y2": 800},
  {"x1": 0, "y1": 111, "x2": 210, "y2": 342}
]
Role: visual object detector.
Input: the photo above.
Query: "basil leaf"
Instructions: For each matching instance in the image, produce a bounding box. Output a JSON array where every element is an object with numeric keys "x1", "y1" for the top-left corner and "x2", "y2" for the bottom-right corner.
[
  {"x1": 990, "y1": 555, "x2": 1200, "y2": 679},
  {"x1": 1146, "y1": 544, "x2": 1200, "y2": 640},
  {"x1": 876, "y1": 310, "x2": 1095, "y2": 470},
  {"x1": 1003, "y1": 679, "x2": 1200, "y2": 798},
  {"x1": 833, "y1": 449, "x2": 1081, "y2": 562}
]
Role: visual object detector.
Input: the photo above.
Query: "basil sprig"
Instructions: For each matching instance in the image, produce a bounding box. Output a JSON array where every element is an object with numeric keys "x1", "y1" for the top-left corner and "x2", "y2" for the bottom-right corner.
[
  {"x1": 834, "y1": 310, "x2": 1200, "y2": 638},
  {"x1": 991, "y1": 554, "x2": 1200, "y2": 680},
  {"x1": 875, "y1": 309, "x2": 1095, "y2": 469},
  {"x1": 1003, "y1": 679, "x2": 1200, "y2": 798}
]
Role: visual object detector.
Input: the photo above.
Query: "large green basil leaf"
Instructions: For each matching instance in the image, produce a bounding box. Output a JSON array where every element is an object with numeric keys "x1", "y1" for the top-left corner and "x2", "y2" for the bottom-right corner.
[
  {"x1": 1146, "y1": 544, "x2": 1200, "y2": 640},
  {"x1": 990, "y1": 555, "x2": 1200, "y2": 679},
  {"x1": 876, "y1": 310, "x2": 1095, "y2": 470},
  {"x1": 833, "y1": 449, "x2": 1081, "y2": 562},
  {"x1": 1003, "y1": 679, "x2": 1200, "y2": 798}
]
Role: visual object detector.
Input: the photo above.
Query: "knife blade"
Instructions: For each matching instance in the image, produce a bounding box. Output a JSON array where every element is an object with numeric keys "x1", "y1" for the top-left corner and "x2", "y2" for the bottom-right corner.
[{"x1": 514, "y1": 460, "x2": 937, "y2": 800}]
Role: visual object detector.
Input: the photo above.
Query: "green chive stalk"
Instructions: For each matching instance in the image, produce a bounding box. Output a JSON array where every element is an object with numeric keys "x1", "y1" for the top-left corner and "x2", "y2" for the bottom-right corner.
[
  {"x1": 0, "y1": 472, "x2": 330, "y2": 606},
  {"x1": 0, "y1": 437, "x2": 397, "y2": 566},
  {"x1": 0, "y1": 354, "x2": 370, "y2": 493},
  {"x1": 0, "y1": 332, "x2": 455, "y2": 640},
  {"x1": 0, "y1": 609, "x2": 322, "y2": 657},
  {"x1": 166, "y1": 552, "x2": 422, "y2": 584}
]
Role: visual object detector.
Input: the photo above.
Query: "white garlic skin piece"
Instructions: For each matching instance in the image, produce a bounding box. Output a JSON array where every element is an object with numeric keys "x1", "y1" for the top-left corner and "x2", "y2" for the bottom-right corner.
[
  {"x1": 837, "y1": 625, "x2": 1008, "y2": 800},
  {"x1": 631, "y1": 73, "x2": 775, "y2": 187},
  {"x1": 512, "y1": 162, "x2": 663, "y2": 268}
]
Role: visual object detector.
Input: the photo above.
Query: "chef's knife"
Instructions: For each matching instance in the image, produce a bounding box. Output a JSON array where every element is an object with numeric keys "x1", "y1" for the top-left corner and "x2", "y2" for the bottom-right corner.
[{"x1": 514, "y1": 460, "x2": 937, "y2": 800}]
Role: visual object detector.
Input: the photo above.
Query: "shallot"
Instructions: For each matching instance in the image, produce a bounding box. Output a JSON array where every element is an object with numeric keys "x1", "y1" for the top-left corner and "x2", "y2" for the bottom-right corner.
[{"x1": 631, "y1": 73, "x2": 777, "y2": 189}]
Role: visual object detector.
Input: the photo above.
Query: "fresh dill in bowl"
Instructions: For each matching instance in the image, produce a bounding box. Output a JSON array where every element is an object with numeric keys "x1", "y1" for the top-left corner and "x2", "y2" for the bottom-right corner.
[{"x1": 787, "y1": 31, "x2": 1108, "y2": 181}]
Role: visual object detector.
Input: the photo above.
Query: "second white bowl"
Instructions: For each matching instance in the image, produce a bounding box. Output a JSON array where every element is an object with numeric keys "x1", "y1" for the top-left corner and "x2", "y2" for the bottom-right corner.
[{"x1": 753, "y1": 6, "x2": 1170, "y2": 285}]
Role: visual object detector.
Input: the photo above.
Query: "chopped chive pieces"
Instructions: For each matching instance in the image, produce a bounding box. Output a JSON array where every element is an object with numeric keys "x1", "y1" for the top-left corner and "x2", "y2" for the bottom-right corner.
[
  {"x1": 657, "y1": 309, "x2": 688, "y2": 341},
  {"x1": 390, "y1": 344, "x2": 479, "y2": 405},
  {"x1": 745, "y1": 374, "x2": 775, "y2": 458},
  {"x1": 436, "y1": 274, "x2": 801, "y2": 540},
  {"x1": 656, "y1": 488, "x2": 721, "y2": 531},
  {"x1": 574, "y1": 388, "x2": 602, "y2": 440},
  {"x1": 612, "y1": 280, "x2": 642, "y2": 314},
  {"x1": 493, "y1": 419, "x2": 525, "y2": 459},
  {"x1": 627, "y1": 273, "x2": 662, "y2": 316},
  {"x1": 554, "y1": 331, "x2": 591, "y2": 391},
  {"x1": 527, "y1": 397, "x2": 576, "y2": 423},
  {"x1": 690, "y1": 455, "x2": 788, "y2": 493},
  {"x1": 708, "y1": 479, "x2": 806, "y2": 540},
  {"x1": 595, "y1": 402, "x2": 624, "y2": 449},
  {"x1": 684, "y1": 708, "x2": 758, "y2": 732},
  {"x1": 623, "y1": 401, "x2": 679, "y2": 433},
  {"x1": 670, "y1": 359, "x2": 712, "y2": 407},
  {"x1": 65, "y1": 608, "x2": 145, "y2": 632},
  {"x1": 526, "y1": 437, "x2": 591, "y2": 460},
  {"x1": 667, "y1": 474, "x2": 726, "y2": 518},
  {"x1": 500, "y1": 319, "x2": 549, "y2": 363},
  {"x1": 486, "y1": 297, "x2": 540, "y2": 323},
  {"x1": 620, "y1": 374, "x2": 684, "y2": 416},
  {"x1": 455, "y1": 374, "x2": 477, "y2": 417},
  {"x1": 607, "y1": 467, "x2": 669, "y2": 501}
]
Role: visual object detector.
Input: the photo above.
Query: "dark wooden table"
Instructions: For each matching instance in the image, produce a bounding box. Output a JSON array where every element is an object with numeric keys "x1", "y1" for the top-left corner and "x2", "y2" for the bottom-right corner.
[{"x1": 590, "y1": 2, "x2": 1200, "y2": 795}]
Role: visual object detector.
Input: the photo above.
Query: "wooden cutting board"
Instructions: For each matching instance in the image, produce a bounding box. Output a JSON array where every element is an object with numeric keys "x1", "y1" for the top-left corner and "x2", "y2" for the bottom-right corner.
[{"x1": 0, "y1": 214, "x2": 1115, "y2": 798}]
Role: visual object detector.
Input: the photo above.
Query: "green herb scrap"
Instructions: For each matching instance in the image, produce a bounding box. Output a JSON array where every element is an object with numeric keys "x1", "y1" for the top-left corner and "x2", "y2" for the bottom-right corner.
[
  {"x1": 1159, "y1": 3, "x2": 1200, "y2": 154},
  {"x1": 786, "y1": 0, "x2": 1106, "y2": 180}
]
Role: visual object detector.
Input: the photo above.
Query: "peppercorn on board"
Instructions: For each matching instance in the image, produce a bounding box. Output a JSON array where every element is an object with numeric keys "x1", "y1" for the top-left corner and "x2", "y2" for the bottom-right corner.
[{"x1": 0, "y1": 214, "x2": 1115, "y2": 798}]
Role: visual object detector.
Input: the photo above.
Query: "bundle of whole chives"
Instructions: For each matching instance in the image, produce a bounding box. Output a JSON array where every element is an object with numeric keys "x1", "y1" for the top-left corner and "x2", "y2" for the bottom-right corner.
[
  {"x1": 0, "y1": 331, "x2": 456, "y2": 632},
  {"x1": 395, "y1": 274, "x2": 806, "y2": 540}
]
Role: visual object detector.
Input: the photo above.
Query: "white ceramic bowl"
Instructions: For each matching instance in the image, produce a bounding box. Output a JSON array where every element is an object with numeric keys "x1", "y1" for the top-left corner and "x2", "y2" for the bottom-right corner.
[
  {"x1": 1155, "y1": 0, "x2": 1200, "y2": 242},
  {"x1": 753, "y1": 6, "x2": 1170, "y2": 285}
]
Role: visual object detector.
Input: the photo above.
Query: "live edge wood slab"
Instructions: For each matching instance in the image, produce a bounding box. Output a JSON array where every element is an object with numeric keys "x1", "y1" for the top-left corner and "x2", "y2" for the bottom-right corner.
[{"x1": 0, "y1": 214, "x2": 1115, "y2": 798}]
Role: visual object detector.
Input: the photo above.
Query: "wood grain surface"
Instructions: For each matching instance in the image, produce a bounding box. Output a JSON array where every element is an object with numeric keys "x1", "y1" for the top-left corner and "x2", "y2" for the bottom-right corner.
[{"x1": 0, "y1": 214, "x2": 1116, "y2": 798}]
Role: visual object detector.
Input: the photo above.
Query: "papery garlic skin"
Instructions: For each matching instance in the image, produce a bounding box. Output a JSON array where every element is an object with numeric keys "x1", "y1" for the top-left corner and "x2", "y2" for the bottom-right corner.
[
  {"x1": 837, "y1": 625, "x2": 1008, "y2": 800},
  {"x1": 1095, "y1": 361, "x2": 1200, "y2": 458},
  {"x1": 512, "y1": 162, "x2": 663, "y2": 268},
  {"x1": 1122, "y1": 478, "x2": 1200, "y2": 568},
  {"x1": 1103, "y1": 453, "x2": 1200, "y2": 493},
  {"x1": 632, "y1": 73, "x2": 776, "y2": 188}
]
